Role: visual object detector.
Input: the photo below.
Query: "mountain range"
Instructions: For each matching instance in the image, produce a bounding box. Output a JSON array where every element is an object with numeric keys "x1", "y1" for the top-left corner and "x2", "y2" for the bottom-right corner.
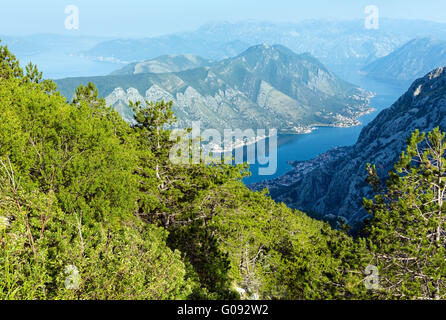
[
  {"x1": 83, "y1": 19, "x2": 446, "y2": 70},
  {"x1": 3, "y1": 19, "x2": 446, "y2": 79},
  {"x1": 56, "y1": 44, "x2": 373, "y2": 132},
  {"x1": 251, "y1": 67, "x2": 446, "y2": 228},
  {"x1": 362, "y1": 38, "x2": 446, "y2": 85},
  {"x1": 110, "y1": 54, "x2": 214, "y2": 75}
]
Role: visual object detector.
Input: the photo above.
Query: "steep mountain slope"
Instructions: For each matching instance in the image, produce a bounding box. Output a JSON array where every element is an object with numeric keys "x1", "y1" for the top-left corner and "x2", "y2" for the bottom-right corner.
[
  {"x1": 252, "y1": 67, "x2": 446, "y2": 228},
  {"x1": 110, "y1": 54, "x2": 214, "y2": 75},
  {"x1": 56, "y1": 44, "x2": 373, "y2": 132},
  {"x1": 362, "y1": 38, "x2": 446, "y2": 85},
  {"x1": 83, "y1": 19, "x2": 446, "y2": 69}
]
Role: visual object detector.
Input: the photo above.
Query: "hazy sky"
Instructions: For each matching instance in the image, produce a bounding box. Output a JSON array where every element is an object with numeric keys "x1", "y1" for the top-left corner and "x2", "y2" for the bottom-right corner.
[{"x1": 1, "y1": 0, "x2": 446, "y2": 37}]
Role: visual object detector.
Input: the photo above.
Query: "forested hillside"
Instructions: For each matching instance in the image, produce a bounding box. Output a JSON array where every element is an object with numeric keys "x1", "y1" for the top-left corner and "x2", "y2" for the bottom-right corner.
[{"x1": 1, "y1": 42, "x2": 445, "y2": 300}]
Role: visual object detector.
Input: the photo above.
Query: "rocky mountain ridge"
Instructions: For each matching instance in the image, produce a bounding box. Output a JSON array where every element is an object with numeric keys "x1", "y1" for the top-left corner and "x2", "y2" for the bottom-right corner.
[
  {"x1": 56, "y1": 44, "x2": 373, "y2": 132},
  {"x1": 252, "y1": 67, "x2": 446, "y2": 227}
]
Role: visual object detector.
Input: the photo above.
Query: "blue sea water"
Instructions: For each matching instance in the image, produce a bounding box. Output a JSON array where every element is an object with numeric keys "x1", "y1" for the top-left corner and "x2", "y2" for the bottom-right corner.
[
  {"x1": 17, "y1": 52, "x2": 124, "y2": 79},
  {"x1": 243, "y1": 72, "x2": 408, "y2": 184}
]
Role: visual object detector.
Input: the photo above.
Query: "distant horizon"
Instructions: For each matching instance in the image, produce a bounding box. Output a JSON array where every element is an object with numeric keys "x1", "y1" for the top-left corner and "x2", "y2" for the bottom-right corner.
[
  {"x1": 2, "y1": 16, "x2": 446, "y2": 39},
  {"x1": 2, "y1": 0, "x2": 446, "y2": 38}
]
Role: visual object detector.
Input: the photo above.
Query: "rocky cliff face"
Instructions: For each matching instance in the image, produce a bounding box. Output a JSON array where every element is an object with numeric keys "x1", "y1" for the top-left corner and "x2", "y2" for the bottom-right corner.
[{"x1": 252, "y1": 67, "x2": 446, "y2": 228}]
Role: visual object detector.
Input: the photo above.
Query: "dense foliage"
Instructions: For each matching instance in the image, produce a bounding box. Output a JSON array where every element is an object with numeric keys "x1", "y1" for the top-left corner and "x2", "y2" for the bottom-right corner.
[
  {"x1": 364, "y1": 128, "x2": 446, "y2": 299},
  {"x1": 0, "y1": 41, "x2": 444, "y2": 300}
]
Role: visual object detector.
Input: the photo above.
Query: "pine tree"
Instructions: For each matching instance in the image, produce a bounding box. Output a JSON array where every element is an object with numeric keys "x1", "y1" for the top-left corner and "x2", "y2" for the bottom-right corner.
[
  {"x1": 0, "y1": 40, "x2": 23, "y2": 80},
  {"x1": 364, "y1": 128, "x2": 446, "y2": 299}
]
